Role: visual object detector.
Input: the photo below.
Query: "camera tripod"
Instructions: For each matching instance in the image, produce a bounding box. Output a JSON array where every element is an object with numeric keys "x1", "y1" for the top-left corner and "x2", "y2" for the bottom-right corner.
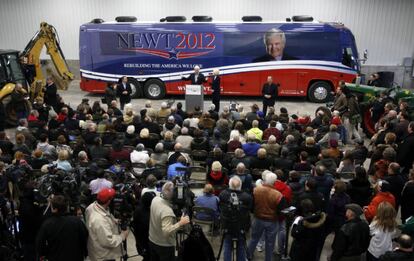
[{"x1": 216, "y1": 230, "x2": 250, "y2": 261}]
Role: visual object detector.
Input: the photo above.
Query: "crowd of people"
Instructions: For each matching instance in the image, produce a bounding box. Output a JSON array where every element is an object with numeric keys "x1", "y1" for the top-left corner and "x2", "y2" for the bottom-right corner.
[{"x1": 0, "y1": 77, "x2": 414, "y2": 261}]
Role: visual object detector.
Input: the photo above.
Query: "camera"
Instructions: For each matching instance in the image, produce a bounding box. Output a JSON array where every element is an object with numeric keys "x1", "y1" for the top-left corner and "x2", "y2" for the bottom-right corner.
[
  {"x1": 220, "y1": 192, "x2": 249, "y2": 236},
  {"x1": 171, "y1": 176, "x2": 194, "y2": 217},
  {"x1": 111, "y1": 183, "x2": 135, "y2": 230}
]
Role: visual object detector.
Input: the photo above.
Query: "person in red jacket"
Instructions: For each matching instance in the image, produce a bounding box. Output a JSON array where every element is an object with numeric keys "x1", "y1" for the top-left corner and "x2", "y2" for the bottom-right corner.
[{"x1": 364, "y1": 180, "x2": 396, "y2": 222}]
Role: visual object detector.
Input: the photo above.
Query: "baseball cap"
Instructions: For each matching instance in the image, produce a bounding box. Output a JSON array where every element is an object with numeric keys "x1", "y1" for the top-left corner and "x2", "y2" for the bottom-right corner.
[
  {"x1": 97, "y1": 188, "x2": 116, "y2": 204},
  {"x1": 345, "y1": 203, "x2": 363, "y2": 216}
]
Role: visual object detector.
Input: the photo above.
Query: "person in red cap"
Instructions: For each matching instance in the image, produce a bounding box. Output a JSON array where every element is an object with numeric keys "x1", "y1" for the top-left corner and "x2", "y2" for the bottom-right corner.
[{"x1": 85, "y1": 188, "x2": 129, "y2": 261}]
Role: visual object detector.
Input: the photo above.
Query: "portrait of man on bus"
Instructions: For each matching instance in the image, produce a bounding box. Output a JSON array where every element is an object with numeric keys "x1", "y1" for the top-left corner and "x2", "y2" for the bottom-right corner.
[{"x1": 252, "y1": 28, "x2": 296, "y2": 62}]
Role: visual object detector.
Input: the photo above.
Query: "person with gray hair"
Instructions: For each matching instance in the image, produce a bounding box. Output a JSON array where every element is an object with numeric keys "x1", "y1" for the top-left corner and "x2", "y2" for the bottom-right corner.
[
  {"x1": 248, "y1": 170, "x2": 287, "y2": 261},
  {"x1": 149, "y1": 181, "x2": 190, "y2": 261},
  {"x1": 175, "y1": 127, "x2": 193, "y2": 151},
  {"x1": 218, "y1": 175, "x2": 253, "y2": 261},
  {"x1": 130, "y1": 143, "x2": 150, "y2": 164},
  {"x1": 211, "y1": 68, "x2": 221, "y2": 112},
  {"x1": 233, "y1": 162, "x2": 253, "y2": 192},
  {"x1": 181, "y1": 65, "x2": 207, "y2": 85},
  {"x1": 151, "y1": 143, "x2": 168, "y2": 165},
  {"x1": 253, "y1": 28, "x2": 295, "y2": 62}
]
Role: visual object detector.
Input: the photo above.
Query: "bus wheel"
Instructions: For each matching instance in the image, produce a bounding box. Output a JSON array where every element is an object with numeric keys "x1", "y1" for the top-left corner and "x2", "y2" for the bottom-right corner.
[
  {"x1": 128, "y1": 78, "x2": 143, "y2": 98},
  {"x1": 308, "y1": 81, "x2": 332, "y2": 103},
  {"x1": 144, "y1": 79, "x2": 165, "y2": 99},
  {"x1": 3, "y1": 95, "x2": 32, "y2": 126}
]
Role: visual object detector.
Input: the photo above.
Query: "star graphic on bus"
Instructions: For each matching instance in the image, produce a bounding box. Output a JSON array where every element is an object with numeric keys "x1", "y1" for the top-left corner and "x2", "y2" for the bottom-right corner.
[{"x1": 168, "y1": 48, "x2": 180, "y2": 60}]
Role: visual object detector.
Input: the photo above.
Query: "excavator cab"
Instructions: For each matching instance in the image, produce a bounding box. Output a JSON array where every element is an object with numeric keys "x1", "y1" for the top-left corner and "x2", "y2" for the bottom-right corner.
[{"x1": 0, "y1": 50, "x2": 27, "y2": 90}]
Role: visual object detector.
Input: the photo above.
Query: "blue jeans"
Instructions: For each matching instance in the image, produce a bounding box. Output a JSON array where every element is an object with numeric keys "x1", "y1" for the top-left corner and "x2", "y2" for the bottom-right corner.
[
  {"x1": 224, "y1": 234, "x2": 247, "y2": 261},
  {"x1": 248, "y1": 218, "x2": 278, "y2": 261}
]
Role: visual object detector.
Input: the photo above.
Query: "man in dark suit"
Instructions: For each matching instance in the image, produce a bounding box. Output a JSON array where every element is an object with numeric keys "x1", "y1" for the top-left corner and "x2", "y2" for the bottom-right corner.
[
  {"x1": 210, "y1": 69, "x2": 221, "y2": 112},
  {"x1": 253, "y1": 28, "x2": 296, "y2": 62},
  {"x1": 181, "y1": 66, "x2": 207, "y2": 85},
  {"x1": 262, "y1": 76, "x2": 278, "y2": 117},
  {"x1": 117, "y1": 76, "x2": 132, "y2": 110},
  {"x1": 44, "y1": 76, "x2": 58, "y2": 112}
]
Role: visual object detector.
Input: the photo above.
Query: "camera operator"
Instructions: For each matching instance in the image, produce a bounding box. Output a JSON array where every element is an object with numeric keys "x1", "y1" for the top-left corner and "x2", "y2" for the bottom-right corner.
[
  {"x1": 149, "y1": 181, "x2": 190, "y2": 261},
  {"x1": 219, "y1": 175, "x2": 252, "y2": 261},
  {"x1": 85, "y1": 188, "x2": 129, "y2": 261},
  {"x1": 36, "y1": 195, "x2": 88, "y2": 261}
]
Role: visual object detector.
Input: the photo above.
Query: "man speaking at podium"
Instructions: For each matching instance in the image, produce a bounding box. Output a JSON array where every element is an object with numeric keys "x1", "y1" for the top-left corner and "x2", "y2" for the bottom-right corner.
[{"x1": 181, "y1": 66, "x2": 207, "y2": 85}]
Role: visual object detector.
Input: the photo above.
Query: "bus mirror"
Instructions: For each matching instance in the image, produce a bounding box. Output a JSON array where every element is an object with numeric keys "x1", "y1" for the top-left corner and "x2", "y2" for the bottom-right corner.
[{"x1": 359, "y1": 49, "x2": 368, "y2": 64}]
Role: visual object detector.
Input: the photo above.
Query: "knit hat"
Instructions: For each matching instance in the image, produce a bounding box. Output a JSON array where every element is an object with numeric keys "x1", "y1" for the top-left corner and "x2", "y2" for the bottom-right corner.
[
  {"x1": 97, "y1": 188, "x2": 116, "y2": 204},
  {"x1": 345, "y1": 203, "x2": 363, "y2": 216}
]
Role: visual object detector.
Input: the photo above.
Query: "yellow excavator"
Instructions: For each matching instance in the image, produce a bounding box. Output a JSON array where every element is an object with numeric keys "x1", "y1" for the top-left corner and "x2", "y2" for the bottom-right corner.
[{"x1": 0, "y1": 22, "x2": 74, "y2": 125}]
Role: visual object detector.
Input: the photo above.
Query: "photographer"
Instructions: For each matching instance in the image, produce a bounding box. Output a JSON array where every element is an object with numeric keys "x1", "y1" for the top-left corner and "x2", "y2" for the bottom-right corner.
[
  {"x1": 85, "y1": 188, "x2": 129, "y2": 261},
  {"x1": 149, "y1": 181, "x2": 190, "y2": 261},
  {"x1": 219, "y1": 175, "x2": 252, "y2": 261},
  {"x1": 36, "y1": 195, "x2": 88, "y2": 261}
]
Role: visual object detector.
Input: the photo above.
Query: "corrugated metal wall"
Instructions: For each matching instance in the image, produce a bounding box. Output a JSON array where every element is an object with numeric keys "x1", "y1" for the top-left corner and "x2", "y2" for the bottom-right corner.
[{"x1": 0, "y1": 0, "x2": 413, "y2": 65}]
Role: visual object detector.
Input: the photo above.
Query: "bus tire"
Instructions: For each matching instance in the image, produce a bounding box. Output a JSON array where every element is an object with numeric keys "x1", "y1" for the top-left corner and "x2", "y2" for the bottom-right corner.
[
  {"x1": 308, "y1": 81, "x2": 332, "y2": 103},
  {"x1": 128, "y1": 78, "x2": 143, "y2": 98},
  {"x1": 144, "y1": 79, "x2": 165, "y2": 99}
]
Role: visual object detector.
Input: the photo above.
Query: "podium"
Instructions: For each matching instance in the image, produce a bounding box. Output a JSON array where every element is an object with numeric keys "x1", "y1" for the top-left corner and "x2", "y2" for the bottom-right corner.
[{"x1": 185, "y1": 85, "x2": 204, "y2": 113}]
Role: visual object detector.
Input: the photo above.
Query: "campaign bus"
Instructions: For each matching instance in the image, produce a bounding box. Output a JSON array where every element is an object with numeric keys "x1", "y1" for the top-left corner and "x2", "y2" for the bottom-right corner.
[{"x1": 79, "y1": 16, "x2": 361, "y2": 102}]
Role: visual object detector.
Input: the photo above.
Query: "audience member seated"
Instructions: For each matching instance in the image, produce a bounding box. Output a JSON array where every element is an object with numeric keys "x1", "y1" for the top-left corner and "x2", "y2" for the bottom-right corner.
[
  {"x1": 242, "y1": 134, "x2": 261, "y2": 157},
  {"x1": 55, "y1": 150, "x2": 72, "y2": 172},
  {"x1": 131, "y1": 144, "x2": 150, "y2": 164},
  {"x1": 162, "y1": 116, "x2": 181, "y2": 137},
  {"x1": 247, "y1": 120, "x2": 263, "y2": 141},
  {"x1": 167, "y1": 143, "x2": 191, "y2": 166},
  {"x1": 109, "y1": 140, "x2": 131, "y2": 163},
  {"x1": 167, "y1": 155, "x2": 187, "y2": 181},
  {"x1": 191, "y1": 128, "x2": 209, "y2": 151},
  {"x1": 281, "y1": 134, "x2": 299, "y2": 162},
  {"x1": 227, "y1": 133, "x2": 242, "y2": 153},
  {"x1": 150, "y1": 143, "x2": 168, "y2": 166},
  {"x1": 89, "y1": 137, "x2": 109, "y2": 161},
  {"x1": 175, "y1": 127, "x2": 193, "y2": 151},
  {"x1": 124, "y1": 125, "x2": 138, "y2": 146},
  {"x1": 263, "y1": 120, "x2": 282, "y2": 142},
  {"x1": 30, "y1": 149, "x2": 49, "y2": 170},
  {"x1": 36, "y1": 133, "x2": 56, "y2": 160},
  {"x1": 261, "y1": 135, "x2": 281, "y2": 157},
  {"x1": 230, "y1": 121, "x2": 247, "y2": 144},
  {"x1": 161, "y1": 131, "x2": 176, "y2": 151},
  {"x1": 137, "y1": 128, "x2": 158, "y2": 150},
  {"x1": 231, "y1": 163, "x2": 253, "y2": 192},
  {"x1": 141, "y1": 174, "x2": 160, "y2": 196},
  {"x1": 194, "y1": 184, "x2": 220, "y2": 221},
  {"x1": 207, "y1": 161, "x2": 228, "y2": 196},
  {"x1": 318, "y1": 124, "x2": 340, "y2": 148},
  {"x1": 293, "y1": 151, "x2": 312, "y2": 172},
  {"x1": 89, "y1": 168, "x2": 112, "y2": 195},
  {"x1": 337, "y1": 150, "x2": 355, "y2": 173},
  {"x1": 316, "y1": 149, "x2": 338, "y2": 175},
  {"x1": 230, "y1": 148, "x2": 251, "y2": 170},
  {"x1": 250, "y1": 148, "x2": 272, "y2": 170},
  {"x1": 209, "y1": 130, "x2": 227, "y2": 152}
]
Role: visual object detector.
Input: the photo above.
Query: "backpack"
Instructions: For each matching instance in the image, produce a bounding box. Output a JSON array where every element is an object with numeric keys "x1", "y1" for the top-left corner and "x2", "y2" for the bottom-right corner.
[{"x1": 177, "y1": 224, "x2": 215, "y2": 261}]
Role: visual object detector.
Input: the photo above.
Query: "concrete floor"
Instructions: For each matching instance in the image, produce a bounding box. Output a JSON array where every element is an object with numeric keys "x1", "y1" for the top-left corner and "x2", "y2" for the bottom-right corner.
[{"x1": 51, "y1": 81, "x2": 344, "y2": 260}]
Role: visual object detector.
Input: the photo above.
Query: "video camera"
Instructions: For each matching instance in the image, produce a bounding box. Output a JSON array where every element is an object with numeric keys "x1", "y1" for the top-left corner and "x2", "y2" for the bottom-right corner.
[
  {"x1": 220, "y1": 192, "x2": 249, "y2": 236},
  {"x1": 111, "y1": 182, "x2": 135, "y2": 230},
  {"x1": 171, "y1": 176, "x2": 194, "y2": 217}
]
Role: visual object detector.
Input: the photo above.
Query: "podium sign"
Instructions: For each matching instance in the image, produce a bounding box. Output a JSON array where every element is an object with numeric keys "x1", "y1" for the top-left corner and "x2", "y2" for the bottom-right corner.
[{"x1": 185, "y1": 84, "x2": 204, "y2": 112}]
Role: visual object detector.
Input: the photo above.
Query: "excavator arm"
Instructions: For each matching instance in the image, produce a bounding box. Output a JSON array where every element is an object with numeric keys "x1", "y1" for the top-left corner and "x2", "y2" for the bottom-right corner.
[{"x1": 21, "y1": 22, "x2": 74, "y2": 94}]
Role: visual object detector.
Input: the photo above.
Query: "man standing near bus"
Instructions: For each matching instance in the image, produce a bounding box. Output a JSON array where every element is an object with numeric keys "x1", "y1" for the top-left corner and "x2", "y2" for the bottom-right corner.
[
  {"x1": 182, "y1": 66, "x2": 207, "y2": 85},
  {"x1": 253, "y1": 28, "x2": 296, "y2": 62},
  {"x1": 262, "y1": 76, "x2": 278, "y2": 117},
  {"x1": 117, "y1": 76, "x2": 132, "y2": 110},
  {"x1": 210, "y1": 68, "x2": 221, "y2": 112}
]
